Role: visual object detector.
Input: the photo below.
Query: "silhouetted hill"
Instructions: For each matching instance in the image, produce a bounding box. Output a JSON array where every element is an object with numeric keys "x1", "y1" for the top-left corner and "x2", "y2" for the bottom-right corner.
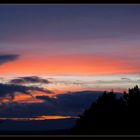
[{"x1": 72, "y1": 85, "x2": 140, "y2": 135}]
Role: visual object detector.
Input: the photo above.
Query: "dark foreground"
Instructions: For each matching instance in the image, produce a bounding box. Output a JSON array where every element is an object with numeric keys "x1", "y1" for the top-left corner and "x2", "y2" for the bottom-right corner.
[
  {"x1": 0, "y1": 118, "x2": 76, "y2": 135},
  {"x1": 1, "y1": 86, "x2": 140, "y2": 135}
]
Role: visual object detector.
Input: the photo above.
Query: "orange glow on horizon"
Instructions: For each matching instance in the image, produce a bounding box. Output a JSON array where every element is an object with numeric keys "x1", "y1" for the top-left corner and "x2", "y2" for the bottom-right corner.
[
  {"x1": 0, "y1": 115, "x2": 79, "y2": 121},
  {"x1": 0, "y1": 54, "x2": 139, "y2": 76},
  {"x1": 12, "y1": 92, "x2": 51, "y2": 103}
]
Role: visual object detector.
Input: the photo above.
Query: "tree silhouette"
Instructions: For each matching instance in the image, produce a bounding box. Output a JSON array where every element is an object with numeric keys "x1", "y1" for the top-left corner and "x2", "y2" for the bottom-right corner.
[{"x1": 72, "y1": 85, "x2": 140, "y2": 135}]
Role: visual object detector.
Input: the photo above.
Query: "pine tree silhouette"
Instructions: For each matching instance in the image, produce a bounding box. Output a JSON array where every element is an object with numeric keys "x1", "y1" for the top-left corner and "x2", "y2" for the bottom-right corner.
[{"x1": 72, "y1": 85, "x2": 140, "y2": 135}]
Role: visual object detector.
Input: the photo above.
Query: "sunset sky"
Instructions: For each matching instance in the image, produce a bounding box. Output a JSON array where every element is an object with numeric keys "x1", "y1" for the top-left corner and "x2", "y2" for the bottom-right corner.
[{"x1": 0, "y1": 5, "x2": 140, "y2": 121}]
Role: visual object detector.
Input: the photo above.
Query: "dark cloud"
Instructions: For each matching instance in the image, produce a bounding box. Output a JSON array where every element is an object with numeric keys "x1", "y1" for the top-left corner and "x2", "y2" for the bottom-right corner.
[
  {"x1": 37, "y1": 91, "x2": 104, "y2": 113},
  {"x1": 95, "y1": 79, "x2": 133, "y2": 84},
  {"x1": 10, "y1": 76, "x2": 50, "y2": 84},
  {"x1": 0, "y1": 54, "x2": 19, "y2": 65},
  {"x1": 0, "y1": 91, "x2": 102, "y2": 118},
  {"x1": 54, "y1": 80, "x2": 85, "y2": 86},
  {"x1": 0, "y1": 83, "x2": 52, "y2": 100},
  {"x1": 36, "y1": 96, "x2": 53, "y2": 102},
  {"x1": 121, "y1": 78, "x2": 131, "y2": 81},
  {"x1": 0, "y1": 90, "x2": 122, "y2": 118},
  {"x1": 38, "y1": 91, "x2": 121, "y2": 115}
]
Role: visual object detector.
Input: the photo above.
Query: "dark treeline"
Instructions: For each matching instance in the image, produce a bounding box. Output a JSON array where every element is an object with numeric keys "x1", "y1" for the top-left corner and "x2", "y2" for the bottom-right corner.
[{"x1": 72, "y1": 85, "x2": 140, "y2": 135}]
